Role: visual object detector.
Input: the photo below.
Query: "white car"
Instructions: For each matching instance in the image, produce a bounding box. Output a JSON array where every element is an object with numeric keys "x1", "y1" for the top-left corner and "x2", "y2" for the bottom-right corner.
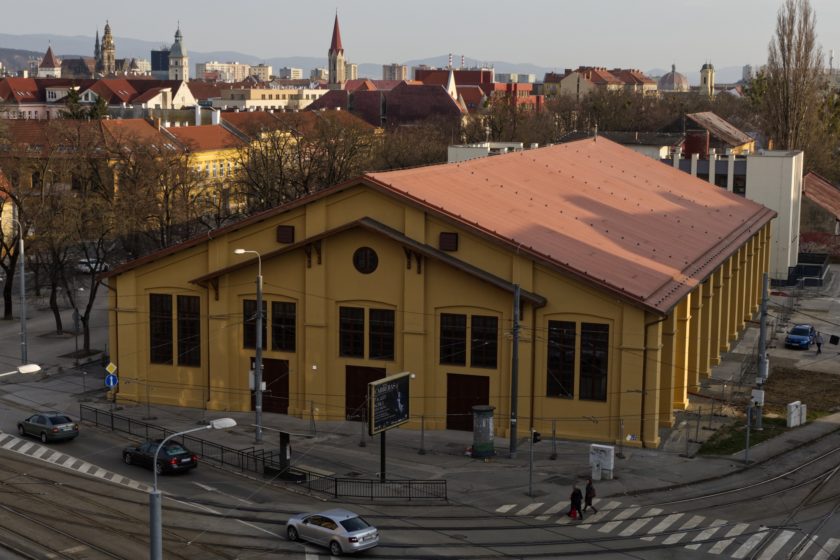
[{"x1": 286, "y1": 508, "x2": 379, "y2": 556}]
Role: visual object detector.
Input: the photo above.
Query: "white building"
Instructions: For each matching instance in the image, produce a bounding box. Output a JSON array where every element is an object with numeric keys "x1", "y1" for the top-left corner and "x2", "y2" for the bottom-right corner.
[
  {"x1": 195, "y1": 61, "x2": 252, "y2": 82},
  {"x1": 276, "y1": 67, "x2": 303, "y2": 80},
  {"x1": 211, "y1": 87, "x2": 327, "y2": 112}
]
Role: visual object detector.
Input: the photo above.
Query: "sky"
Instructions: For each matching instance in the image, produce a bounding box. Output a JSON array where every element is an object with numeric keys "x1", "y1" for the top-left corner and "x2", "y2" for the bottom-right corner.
[{"x1": 5, "y1": 0, "x2": 840, "y2": 71}]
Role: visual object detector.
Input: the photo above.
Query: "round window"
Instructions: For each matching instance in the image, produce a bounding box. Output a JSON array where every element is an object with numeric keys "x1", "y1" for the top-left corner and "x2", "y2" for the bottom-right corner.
[{"x1": 353, "y1": 247, "x2": 378, "y2": 274}]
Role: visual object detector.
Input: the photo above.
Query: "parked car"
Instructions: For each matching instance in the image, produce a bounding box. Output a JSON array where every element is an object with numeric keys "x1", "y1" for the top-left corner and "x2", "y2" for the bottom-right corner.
[
  {"x1": 76, "y1": 258, "x2": 109, "y2": 274},
  {"x1": 286, "y1": 508, "x2": 379, "y2": 556},
  {"x1": 122, "y1": 440, "x2": 198, "y2": 474},
  {"x1": 785, "y1": 324, "x2": 816, "y2": 349},
  {"x1": 17, "y1": 412, "x2": 79, "y2": 443}
]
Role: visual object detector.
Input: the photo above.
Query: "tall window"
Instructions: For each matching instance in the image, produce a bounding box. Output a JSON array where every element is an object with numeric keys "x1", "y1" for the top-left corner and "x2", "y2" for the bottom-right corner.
[
  {"x1": 546, "y1": 320, "x2": 575, "y2": 398},
  {"x1": 271, "y1": 302, "x2": 296, "y2": 352},
  {"x1": 440, "y1": 313, "x2": 467, "y2": 365},
  {"x1": 243, "y1": 300, "x2": 267, "y2": 350},
  {"x1": 470, "y1": 315, "x2": 498, "y2": 368},
  {"x1": 579, "y1": 323, "x2": 609, "y2": 401},
  {"x1": 369, "y1": 309, "x2": 395, "y2": 360},
  {"x1": 150, "y1": 294, "x2": 173, "y2": 364},
  {"x1": 339, "y1": 306, "x2": 365, "y2": 358},
  {"x1": 177, "y1": 295, "x2": 201, "y2": 367}
]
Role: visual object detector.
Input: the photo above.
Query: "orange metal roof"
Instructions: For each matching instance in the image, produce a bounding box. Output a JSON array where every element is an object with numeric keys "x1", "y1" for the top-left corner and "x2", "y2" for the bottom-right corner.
[
  {"x1": 366, "y1": 138, "x2": 775, "y2": 314},
  {"x1": 803, "y1": 171, "x2": 840, "y2": 218}
]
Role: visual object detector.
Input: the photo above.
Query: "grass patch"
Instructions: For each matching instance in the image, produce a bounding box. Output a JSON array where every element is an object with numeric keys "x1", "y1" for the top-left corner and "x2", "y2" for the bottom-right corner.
[{"x1": 698, "y1": 417, "x2": 789, "y2": 456}]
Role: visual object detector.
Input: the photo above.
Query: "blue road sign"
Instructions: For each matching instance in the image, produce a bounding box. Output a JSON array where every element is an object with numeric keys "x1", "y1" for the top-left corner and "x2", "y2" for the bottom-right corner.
[{"x1": 105, "y1": 374, "x2": 118, "y2": 388}]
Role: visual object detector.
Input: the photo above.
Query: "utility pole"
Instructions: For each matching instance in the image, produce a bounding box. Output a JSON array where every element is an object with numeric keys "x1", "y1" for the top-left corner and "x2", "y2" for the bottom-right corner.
[
  {"x1": 509, "y1": 284, "x2": 520, "y2": 458},
  {"x1": 756, "y1": 273, "x2": 769, "y2": 431}
]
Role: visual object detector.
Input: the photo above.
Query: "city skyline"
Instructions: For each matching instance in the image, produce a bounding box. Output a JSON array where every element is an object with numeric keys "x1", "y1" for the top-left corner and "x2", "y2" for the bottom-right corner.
[{"x1": 4, "y1": 0, "x2": 840, "y2": 72}]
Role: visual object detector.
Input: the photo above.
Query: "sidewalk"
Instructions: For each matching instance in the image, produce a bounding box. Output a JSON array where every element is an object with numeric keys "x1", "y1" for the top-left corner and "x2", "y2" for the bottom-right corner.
[{"x1": 1, "y1": 284, "x2": 839, "y2": 509}]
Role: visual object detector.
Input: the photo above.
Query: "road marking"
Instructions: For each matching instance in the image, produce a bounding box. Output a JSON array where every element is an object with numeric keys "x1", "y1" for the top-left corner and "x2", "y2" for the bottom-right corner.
[
  {"x1": 685, "y1": 518, "x2": 726, "y2": 550},
  {"x1": 536, "y1": 501, "x2": 568, "y2": 520},
  {"x1": 709, "y1": 522, "x2": 748, "y2": 554},
  {"x1": 17, "y1": 442, "x2": 34, "y2": 454},
  {"x1": 792, "y1": 535, "x2": 818, "y2": 559},
  {"x1": 496, "y1": 504, "x2": 516, "y2": 513},
  {"x1": 812, "y1": 537, "x2": 840, "y2": 560},
  {"x1": 619, "y1": 508, "x2": 662, "y2": 536},
  {"x1": 578, "y1": 500, "x2": 619, "y2": 529},
  {"x1": 515, "y1": 503, "x2": 543, "y2": 516},
  {"x1": 237, "y1": 518, "x2": 282, "y2": 538},
  {"x1": 191, "y1": 481, "x2": 254, "y2": 505},
  {"x1": 60, "y1": 546, "x2": 87, "y2": 554},
  {"x1": 731, "y1": 528, "x2": 768, "y2": 559},
  {"x1": 173, "y1": 498, "x2": 221, "y2": 515},
  {"x1": 193, "y1": 482, "x2": 217, "y2": 492},
  {"x1": 305, "y1": 544, "x2": 322, "y2": 559},
  {"x1": 598, "y1": 506, "x2": 639, "y2": 533},
  {"x1": 661, "y1": 515, "x2": 704, "y2": 545},
  {"x1": 757, "y1": 530, "x2": 795, "y2": 560},
  {"x1": 642, "y1": 513, "x2": 684, "y2": 541},
  {"x1": 31, "y1": 446, "x2": 49, "y2": 459}
]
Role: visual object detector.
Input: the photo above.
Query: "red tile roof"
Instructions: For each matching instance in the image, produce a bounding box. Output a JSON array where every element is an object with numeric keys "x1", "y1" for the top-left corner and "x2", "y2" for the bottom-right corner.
[
  {"x1": 686, "y1": 112, "x2": 753, "y2": 147},
  {"x1": 165, "y1": 125, "x2": 245, "y2": 151},
  {"x1": 40, "y1": 46, "x2": 60, "y2": 69},
  {"x1": 365, "y1": 138, "x2": 774, "y2": 314},
  {"x1": 803, "y1": 172, "x2": 840, "y2": 218},
  {"x1": 100, "y1": 119, "x2": 173, "y2": 151},
  {"x1": 609, "y1": 68, "x2": 656, "y2": 85}
]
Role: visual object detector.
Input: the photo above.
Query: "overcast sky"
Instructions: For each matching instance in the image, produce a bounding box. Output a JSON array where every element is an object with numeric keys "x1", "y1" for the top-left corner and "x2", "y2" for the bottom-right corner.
[{"x1": 5, "y1": 0, "x2": 840, "y2": 71}]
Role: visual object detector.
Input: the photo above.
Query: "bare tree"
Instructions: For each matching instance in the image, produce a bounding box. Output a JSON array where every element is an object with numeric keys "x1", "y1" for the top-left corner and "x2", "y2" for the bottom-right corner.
[{"x1": 762, "y1": 0, "x2": 825, "y2": 151}]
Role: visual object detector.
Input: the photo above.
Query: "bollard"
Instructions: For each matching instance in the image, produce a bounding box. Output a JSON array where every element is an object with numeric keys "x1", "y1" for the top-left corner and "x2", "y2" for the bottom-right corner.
[{"x1": 418, "y1": 415, "x2": 426, "y2": 455}]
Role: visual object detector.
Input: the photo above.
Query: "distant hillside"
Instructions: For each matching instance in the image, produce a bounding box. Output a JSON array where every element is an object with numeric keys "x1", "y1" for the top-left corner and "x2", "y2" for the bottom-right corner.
[{"x1": 0, "y1": 47, "x2": 43, "y2": 73}]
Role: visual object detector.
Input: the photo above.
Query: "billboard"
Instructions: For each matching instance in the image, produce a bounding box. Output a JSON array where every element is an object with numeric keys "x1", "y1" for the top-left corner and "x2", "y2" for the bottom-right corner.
[{"x1": 368, "y1": 371, "x2": 411, "y2": 436}]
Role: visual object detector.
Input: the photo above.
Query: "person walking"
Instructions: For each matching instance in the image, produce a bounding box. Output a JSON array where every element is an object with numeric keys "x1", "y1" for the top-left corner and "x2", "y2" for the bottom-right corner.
[
  {"x1": 570, "y1": 485, "x2": 584, "y2": 521},
  {"x1": 816, "y1": 332, "x2": 824, "y2": 355},
  {"x1": 584, "y1": 478, "x2": 598, "y2": 513}
]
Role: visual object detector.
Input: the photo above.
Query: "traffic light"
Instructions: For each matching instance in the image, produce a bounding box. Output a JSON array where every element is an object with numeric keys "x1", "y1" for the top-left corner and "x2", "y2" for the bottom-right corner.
[{"x1": 532, "y1": 431, "x2": 541, "y2": 443}]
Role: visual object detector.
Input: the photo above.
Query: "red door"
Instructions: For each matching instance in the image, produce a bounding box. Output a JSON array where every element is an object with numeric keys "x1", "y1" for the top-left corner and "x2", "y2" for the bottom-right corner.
[{"x1": 446, "y1": 373, "x2": 490, "y2": 431}]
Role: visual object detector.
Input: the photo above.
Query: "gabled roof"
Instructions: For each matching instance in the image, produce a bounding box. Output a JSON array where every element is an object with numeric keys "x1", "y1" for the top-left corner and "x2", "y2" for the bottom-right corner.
[
  {"x1": 100, "y1": 119, "x2": 174, "y2": 151},
  {"x1": 456, "y1": 85, "x2": 486, "y2": 112},
  {"x1": 609, "y1": 68, "x2": 656, "y2": 86},
  {"x1": 0, "y1": 78, "x2": 40, "y2": 102},
  {"x1": 686, "y1": 112, "x2": 753, "y2": 147},
  {"x1": 185, "y1": 80, "x2": 222, "y2": 101},
  {"x1": 164, "y1": 125, "x2": 245, "y2": 152},
  {"x1": 365, "y1": 138, "x2": 774, "y2": 314},
  {"x1": 40, "y1": 46, "x2": 60, "y2": 69},
  {"x1": 85, "y1": 79, "x2": 139, "y2": 103},
  {"x1": 569, "y1": 67, "x2": 623, "y2": 85},
  {"x1": 803, "y1": 172, "x2": 840, "y2": 218}
]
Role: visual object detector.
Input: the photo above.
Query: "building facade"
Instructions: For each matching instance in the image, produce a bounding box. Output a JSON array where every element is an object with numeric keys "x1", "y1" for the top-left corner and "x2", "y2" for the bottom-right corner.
[
  {"x1": 382, "y1": 64, "x2": 407, "y2": 81},
  {"x1": 105, "y1": 139, "x2": 773, "y2": 449}
]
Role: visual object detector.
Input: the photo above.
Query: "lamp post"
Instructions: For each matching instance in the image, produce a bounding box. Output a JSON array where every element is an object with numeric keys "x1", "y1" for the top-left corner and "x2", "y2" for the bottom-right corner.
[
  {"x1": 150, "y1": 417, "x2": 236, "y2": 560},
  {"x1": 233, "y1": 248, "x2": 263, "y2": 444},
  {"x1": 0, "y1": 363, "x2": 41, "y2": 378},
  {"x1": 11, "y1": 218, "x2": 27, "y2": 364}
]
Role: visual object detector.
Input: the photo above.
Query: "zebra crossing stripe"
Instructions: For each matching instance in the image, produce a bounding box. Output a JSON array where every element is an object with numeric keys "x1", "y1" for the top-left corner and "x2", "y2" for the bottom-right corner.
[
  {"x1": 598, "y1": 506, "x2": 639, "y2": 533},
  {"x1": 811, "y1": 537, "x2": 840, "y2": 560},
  {"x1": 536, "y1": 501, "x2": 567, "y2": 521},
  {"x1": 515, "y1": 503, "x2": 544, "y2": 516},
  {"x1": 685, "y1": 518, "x2": 726, "y2": 550},
  {"x1": 2, "y1": 438, "x2": 19, "y2": 449},
  {"x1": 757, "y1": 530, "x2": 795, "y2": 560},
  {"x1": 792, "y1": 535, "x2": 818, "y2": 559},
  {"x1": 578, "y1": 500, "x2": 619, "y2": 529},
  {"x1": 17, "y1": 442, "x2": 34, "y2": 454},
  {"x1": 708, "y1": 522, "x2": 748, "y2": 554},
  {"x1": 731, "y1": 528, "x2": 769, "y2": 559},
  {"x1": 619, "y1": 508, "x2": 662, "y2": 537},
  {"x1": 496, "y1": 504, "x2": 516, "y2": 513},
  {"x1": 661, "y1": 515, "x2": 704, "y2": 545},
  {"x1": 30, "y1": 446, "x2": 49, "y2": 459}
]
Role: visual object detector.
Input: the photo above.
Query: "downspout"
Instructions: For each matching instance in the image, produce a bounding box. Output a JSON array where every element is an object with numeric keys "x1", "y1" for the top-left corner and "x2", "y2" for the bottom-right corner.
[{"x1": 641, "y1": 315, "x2": 667, "y2": 448}]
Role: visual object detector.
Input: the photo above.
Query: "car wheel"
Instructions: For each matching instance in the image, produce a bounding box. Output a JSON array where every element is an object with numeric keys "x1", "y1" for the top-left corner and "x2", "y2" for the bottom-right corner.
[
  {"x1": 329, "y1": 540, "x2": 342, "y2": 556},
  {"x1": 123, "y1": 453, "x2": 132, "y2": 465},
  {"x1": 286, "y1": 526, "x2": 299, "y2": 541},
  {"x1": 40, "y1": 432, "x2": 48, "y2": 444},
  {"x1": 17, "y1": 425, "x2": 24, "y2": 436}
]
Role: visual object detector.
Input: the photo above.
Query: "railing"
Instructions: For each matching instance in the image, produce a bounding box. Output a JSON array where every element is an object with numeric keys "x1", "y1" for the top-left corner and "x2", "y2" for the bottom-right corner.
[{"x1": 79, "y1": 404, "x2": 447, "y2": 501}]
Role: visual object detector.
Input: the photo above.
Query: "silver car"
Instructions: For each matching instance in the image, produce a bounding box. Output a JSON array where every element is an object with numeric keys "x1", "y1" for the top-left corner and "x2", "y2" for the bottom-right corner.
[
  {"x1": 18, "y1": 412, "x2": 79, "y2": 443},
  {"x1": 286, "y1": 508, "x2": 379, "y2": 556}
]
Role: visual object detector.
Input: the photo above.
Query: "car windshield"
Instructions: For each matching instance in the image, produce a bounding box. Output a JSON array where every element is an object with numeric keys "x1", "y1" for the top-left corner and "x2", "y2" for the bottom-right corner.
[
  {"x1": 340, "y1": 516, "x2": 371, "y2": 532},
  {"x1": 791, "y1": 326, "x2": 811, "y2": 336},
  {"x1": 48, "y1": 416, "x2": 73, "y2": 425}
]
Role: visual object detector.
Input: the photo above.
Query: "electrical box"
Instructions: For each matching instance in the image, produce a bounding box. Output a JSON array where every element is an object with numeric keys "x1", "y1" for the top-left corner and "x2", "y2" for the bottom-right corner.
[
  {"x1": 589, "y1": 444, "x2": 615, "y2": 480},
  {"x1": 786, "y1": 401, "x2": 802, "y2": 427}
]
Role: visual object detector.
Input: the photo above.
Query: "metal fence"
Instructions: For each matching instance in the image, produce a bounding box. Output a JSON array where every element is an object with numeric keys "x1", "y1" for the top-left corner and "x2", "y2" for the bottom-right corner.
[{"x1": 79, "y1": 404, "x2": 447, "y2": 501}]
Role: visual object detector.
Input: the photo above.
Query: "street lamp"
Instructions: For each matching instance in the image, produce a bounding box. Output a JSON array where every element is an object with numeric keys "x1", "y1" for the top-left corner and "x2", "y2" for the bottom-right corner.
[
  {"x1": 0, "y1": 363, "x2": 41, "y2": 378},
  {"x1": 233, "y1": 248, "x2": 263, "y2": 444},
  {"x1": 149, "y1": 417, "x2": 236, "y2": 560},
  {"x1": 11, "y1": 218, "x2": 27, "y2": 364}
]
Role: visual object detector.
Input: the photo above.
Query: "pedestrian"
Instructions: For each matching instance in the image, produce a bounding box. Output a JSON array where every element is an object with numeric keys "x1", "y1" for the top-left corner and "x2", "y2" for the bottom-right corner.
[
  {"x1": 569, "y1": 485, "x2": 584, "y2": 521},
  {"x1": 584, "y1": 478, "x2": 598, "y2": 513},
  {"x1": 816, "y1": 332, "x2": 824, "y2": 354}
]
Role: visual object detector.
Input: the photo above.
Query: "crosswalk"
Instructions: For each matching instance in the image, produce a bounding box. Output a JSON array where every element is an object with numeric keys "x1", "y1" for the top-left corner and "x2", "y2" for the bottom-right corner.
[
  {"x1": 0, "y1": 432, "x2": 151, "y2": 492},
  {"x1": 495, "y1": 497, "x2": 840, "y2": 559}
]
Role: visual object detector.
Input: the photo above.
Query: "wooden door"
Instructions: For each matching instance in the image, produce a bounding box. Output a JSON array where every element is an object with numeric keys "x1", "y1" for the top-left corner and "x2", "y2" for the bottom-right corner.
[
  {"x1": 252, "y1": 358, "x2": 289, "y2": 414},
  {"x1": 446, "y1": 373, "x2": 490, "y2": 431},
  {"x1": 345, "y1": 365, "x2": 386, "y2": 421}
]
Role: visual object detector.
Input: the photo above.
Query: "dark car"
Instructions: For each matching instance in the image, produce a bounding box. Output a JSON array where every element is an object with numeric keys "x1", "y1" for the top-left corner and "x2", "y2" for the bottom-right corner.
[
  {"x1": 122, "y1": 440, "x2": 198, "y2": 474},
  {"x1": 18, "y1": 412, "x2": 79, "y2": 443},
  {"x1": 286, "y1": 508, "x2": 379, "y2": 556},
  {"x1": 785, "y1": 324, "x2": 816, "y2": 349}
]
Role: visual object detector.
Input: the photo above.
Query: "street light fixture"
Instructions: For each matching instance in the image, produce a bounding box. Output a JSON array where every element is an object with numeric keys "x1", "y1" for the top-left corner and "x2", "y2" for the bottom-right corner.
[
  {"x1": 11, "y1": 218, "x2": 27, "y2": 364},
  {"x1": 233, "y1": 248, "x2": 264, "y2": 444},
  {"x1": 0, "y1": 363, "x2": 41, "y2": 378},
  {"x1": 150, "y1": 417, "x2": 236, "y2": 560}
]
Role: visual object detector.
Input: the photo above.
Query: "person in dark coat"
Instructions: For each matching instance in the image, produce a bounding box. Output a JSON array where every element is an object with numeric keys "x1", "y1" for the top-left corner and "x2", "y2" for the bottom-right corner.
[
  {"x1": 584, "y1": 478, "x2": 598, "y2": 513},
  {"x1": 570, "y1": 485, "x2": 584, "y2": 520}
]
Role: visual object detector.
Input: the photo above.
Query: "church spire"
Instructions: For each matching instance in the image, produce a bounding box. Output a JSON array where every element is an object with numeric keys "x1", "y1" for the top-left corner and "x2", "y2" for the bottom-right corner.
[
  {"x1": 330, "y1": 13, "x2": 343, "y2": 54},
  {"x1": 94, "y1": 29, "x2": 100, "y2": 59}
]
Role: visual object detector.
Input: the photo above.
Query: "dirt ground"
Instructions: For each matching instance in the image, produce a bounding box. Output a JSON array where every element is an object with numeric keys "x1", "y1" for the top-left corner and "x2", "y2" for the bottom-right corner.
[{"x1": 762, "y1": 366, "x2": 840, "y2": 416}]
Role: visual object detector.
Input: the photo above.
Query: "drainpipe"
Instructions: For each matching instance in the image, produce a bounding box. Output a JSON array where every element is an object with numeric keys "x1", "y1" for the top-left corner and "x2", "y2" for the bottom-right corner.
[{"x1": 640, "y1": 315, "x2": 667, "y2": 448}]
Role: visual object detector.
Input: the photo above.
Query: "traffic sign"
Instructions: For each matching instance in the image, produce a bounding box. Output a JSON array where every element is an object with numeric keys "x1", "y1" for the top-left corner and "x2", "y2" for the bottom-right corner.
[
  {"x1": 105, "y1": 362, "x2": 118, "y2": 375},
  {"x1": 105, "y1": 374, "x2": 119, "y2": 388}
]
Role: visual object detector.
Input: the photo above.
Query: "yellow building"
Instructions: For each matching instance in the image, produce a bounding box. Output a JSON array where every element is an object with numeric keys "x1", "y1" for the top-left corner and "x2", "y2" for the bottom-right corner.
[{"x1": 104, "y1": 138, "x2": 774, "y2": 448}]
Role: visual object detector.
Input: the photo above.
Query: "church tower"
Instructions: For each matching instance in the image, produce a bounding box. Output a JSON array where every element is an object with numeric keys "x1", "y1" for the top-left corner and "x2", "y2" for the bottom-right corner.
[
  {"x1": 97, "y1": 21, "x2": 116, "y2": 75},
  {"x1": 328, "y1": 14, "x2": 346, "y2": 89},
  {"x1": 168, "y1": 25, "x2": 189, "y2": 81},
  {"x1": 700, "y1": 62, "x2": 715, "y2": 97},
  {"x1": 94, "y1": 29, "x2": 100, "y2": 61}
]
